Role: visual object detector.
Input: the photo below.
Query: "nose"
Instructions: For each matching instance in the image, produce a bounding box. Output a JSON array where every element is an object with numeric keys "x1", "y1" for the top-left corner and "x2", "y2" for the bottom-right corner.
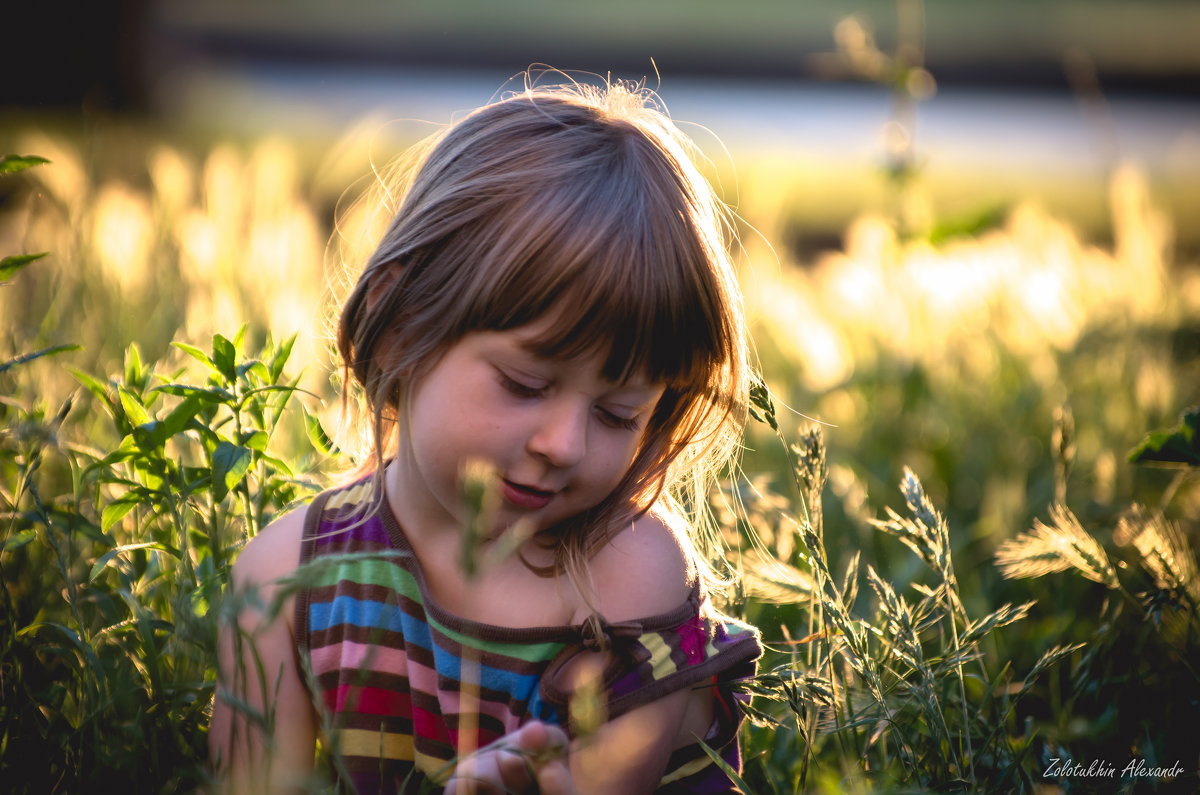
[{"x1": 526, "y1": 401, "x2": 588, "y2": 468}]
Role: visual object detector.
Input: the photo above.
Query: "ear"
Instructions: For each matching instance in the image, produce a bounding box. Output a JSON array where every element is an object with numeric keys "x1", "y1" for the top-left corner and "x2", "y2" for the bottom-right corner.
[
  {"x1": 344, "y1": 263, "x2": 406, "y2": 386},
  {"x1": 364, "y1": 261, "x2": 403, "y2": 314}
]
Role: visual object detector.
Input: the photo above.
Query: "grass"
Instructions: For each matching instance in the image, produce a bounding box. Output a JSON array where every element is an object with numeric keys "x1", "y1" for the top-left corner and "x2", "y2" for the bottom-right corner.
[{"x1": 2, "y1": 109, "x2": 1199, "y2": 793}]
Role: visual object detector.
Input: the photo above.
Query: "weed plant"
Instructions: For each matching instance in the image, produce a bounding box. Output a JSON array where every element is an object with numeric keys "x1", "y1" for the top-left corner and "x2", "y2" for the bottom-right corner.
[
  {"x1": 729, "y1": 396, "x2": 1198, "y2": 793},
  {"x1": 2, "y1": 185, "x2": 326, "y2": 790},
  {"x1": 3, "y1": 118, "x2": 1199, "y2": 793},
  {"x1": 730, "y1": 389, "x2": 1071, "y2": 793}
]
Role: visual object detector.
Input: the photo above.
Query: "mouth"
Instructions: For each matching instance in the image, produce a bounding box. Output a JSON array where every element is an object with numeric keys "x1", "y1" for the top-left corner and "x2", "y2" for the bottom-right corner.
[{"x1": 500, "y1": 479, "x2": 556, "y2": 510}]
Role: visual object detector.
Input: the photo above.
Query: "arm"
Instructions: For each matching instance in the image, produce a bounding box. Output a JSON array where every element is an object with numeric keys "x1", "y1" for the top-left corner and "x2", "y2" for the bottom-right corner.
[
  {"x1": 446, "y1": 512, "x2": 704, "y2": 795},
  {"x1": 208, "y1": 509, "x2": 316, "y2": 794},
  {"x1": 570, "y1": 687, "x2": 696, "y2": 794},
  {"x1": 565, "y1": 512, "x2": 710, "y2": 795}
]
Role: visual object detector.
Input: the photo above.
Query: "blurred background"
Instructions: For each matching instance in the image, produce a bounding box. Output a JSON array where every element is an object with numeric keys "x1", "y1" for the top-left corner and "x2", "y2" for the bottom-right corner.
[
  {"x1": 5, "y1": 0, "x2": 1199, "y2": 532},
  {"x1": 9, "y1": 1, "x2": 1200, "y2": 225},
  {"x1": 4, "y1": 2, "x2": 1200, "y2": 787}
]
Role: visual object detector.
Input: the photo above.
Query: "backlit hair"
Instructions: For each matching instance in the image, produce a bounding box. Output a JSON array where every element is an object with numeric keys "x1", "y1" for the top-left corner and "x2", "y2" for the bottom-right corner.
[{"x1": 337, "y1": 78, "x2": 749, "y2": 597}]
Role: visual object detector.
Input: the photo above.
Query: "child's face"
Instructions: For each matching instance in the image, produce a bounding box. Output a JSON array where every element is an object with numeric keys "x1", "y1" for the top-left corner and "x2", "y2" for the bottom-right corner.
[{"x1": 386, "y1": 317, "x2": 665, "y2": 539}]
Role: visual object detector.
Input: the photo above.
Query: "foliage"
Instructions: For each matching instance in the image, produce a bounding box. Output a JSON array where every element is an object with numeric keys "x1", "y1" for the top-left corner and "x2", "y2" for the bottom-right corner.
[
  {"x1": 732, "y1": 391, "x2": 1072, "y2": 793},
  {"x1": 1, "y1": 321, "x2": 324, "y2": 792},
  {"x1": 991, "y1": 410, "x2": 1200, "y2": 793},
  {"x1": 729, "y1": 386, "x2": 1199, "y2": 793},
  {"x1": 3, "y1": 102, "x2": 1199, "y2": 792},
  {"x1": 1129, "y1": 407, "x2": 1200, "y2": 468}
]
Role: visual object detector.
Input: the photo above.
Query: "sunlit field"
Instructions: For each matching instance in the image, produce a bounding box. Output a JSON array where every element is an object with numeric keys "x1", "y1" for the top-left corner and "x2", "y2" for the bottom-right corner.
[{"x1": 3, "y1": 105, "x2": 1198, "y2": 793}]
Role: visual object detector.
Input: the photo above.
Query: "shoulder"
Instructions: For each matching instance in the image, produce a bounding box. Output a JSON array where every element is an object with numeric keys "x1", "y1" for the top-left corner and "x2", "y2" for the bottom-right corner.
[
  {"x1": 231, "y1": 504, "x2": 308, "y2": 591},
  {"x1": 579, "y1": 506, "x2": 696, "y2": 624}
]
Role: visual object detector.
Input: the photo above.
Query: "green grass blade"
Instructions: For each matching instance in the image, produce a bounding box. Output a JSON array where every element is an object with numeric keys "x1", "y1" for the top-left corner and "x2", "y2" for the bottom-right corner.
[
  {"x1": 0, "y1": 154, "x2": 50, "y2": 174},
  {"x1": 697, "y1": 739, "x2": 752, "y2": 794},
  {"x1": 0, "y1": 251, "x2": 47, "y2": 281},
  {"x1": 0, "y1": 343, "x2": 81, "y2": 375}
]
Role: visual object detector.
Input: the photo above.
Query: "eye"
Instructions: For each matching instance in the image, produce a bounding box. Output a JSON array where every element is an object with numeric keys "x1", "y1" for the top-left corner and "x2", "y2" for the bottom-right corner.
[
  {"x1": 498, "y1": 372, "x2": 546, "y2": 399},
  {"x1": 597, "y1": 407, "x2": 643, "y2": 432}
]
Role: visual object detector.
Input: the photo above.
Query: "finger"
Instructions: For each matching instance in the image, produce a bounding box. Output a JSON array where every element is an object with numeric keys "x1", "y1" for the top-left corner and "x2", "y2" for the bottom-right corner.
[
  {"x1": 512, "y1": 720, "x2": 569, "y2": 758},
  {"x1": 495, "y1": 745, "x2": 536, "y2": 791},
  {"x1": 444, "y1": 774, "x2": 472, "y2": 795},
  {"x1": 538, "y1": 722, "x2": 570, "y2": 757},
  {"x1": 535, "y1": 757, "x2": 578, "y2": 795},
  {"x1": 448, "y1": 751, "x2": 503, "y2": 795}
]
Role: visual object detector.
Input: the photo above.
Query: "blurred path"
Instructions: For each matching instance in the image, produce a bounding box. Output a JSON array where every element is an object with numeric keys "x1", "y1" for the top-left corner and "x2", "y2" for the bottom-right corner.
[
  {"x1": 158, "y1": 63, "x2": 1200, "y2": 248},
  {"x1": 162, "y1": 63, "x2": 1199, "y2": 172}
]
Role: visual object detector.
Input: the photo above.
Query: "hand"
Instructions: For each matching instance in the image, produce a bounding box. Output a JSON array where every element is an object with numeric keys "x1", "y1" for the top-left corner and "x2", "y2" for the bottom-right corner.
[{"x1": 445, "y1": 721, "x2": 576, "y2": 795}]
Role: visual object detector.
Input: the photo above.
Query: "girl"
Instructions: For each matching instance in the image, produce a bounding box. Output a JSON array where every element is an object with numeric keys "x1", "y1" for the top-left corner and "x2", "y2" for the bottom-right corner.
[{"x1": 210, "y1": 78, "x2": 762, "y2": 794}]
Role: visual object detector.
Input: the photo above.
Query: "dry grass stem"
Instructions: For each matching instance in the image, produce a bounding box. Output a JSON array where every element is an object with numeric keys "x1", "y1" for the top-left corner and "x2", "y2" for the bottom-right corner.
[{"x1": 995, "y1": 503, "x2": 1119, "y2": 588}]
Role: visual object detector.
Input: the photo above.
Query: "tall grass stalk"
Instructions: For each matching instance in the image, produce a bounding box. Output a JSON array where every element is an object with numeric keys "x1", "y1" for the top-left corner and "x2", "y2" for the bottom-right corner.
[{"x1": 738, "y1": 386, "x2": 1076, "y2": 793}]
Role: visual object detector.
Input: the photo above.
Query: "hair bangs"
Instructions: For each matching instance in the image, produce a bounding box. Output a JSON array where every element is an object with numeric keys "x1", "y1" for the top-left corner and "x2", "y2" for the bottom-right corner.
[
  {"x1": 455, "y1": 119, "x2": 732, "y2": 393},
  {"x1": 521, "y1": 253, "x2": 724, "y2": 390}
]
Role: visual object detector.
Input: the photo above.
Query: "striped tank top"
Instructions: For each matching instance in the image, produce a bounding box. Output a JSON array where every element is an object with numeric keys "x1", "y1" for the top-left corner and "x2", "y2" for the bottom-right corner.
[{"x1": 294, "y1": 477, "x2": 762, "y2": 793}]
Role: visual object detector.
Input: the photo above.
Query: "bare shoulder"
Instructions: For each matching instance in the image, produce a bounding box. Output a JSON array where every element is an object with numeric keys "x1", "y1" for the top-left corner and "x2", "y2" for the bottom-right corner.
[
  {"x1": 231, "y1": 504, "x2": 308, "y2": 590},
  {"x1": 584, "y1": 507, "x2": 696, "y2": 623},
  {"x1": 211, "y1": 502, "x2": 318, "y2": 788}
]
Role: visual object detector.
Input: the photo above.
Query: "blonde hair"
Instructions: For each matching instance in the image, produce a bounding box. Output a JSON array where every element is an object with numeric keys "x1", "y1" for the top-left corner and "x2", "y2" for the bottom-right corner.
[{"x1": 337, "y1": 78, "x2": 749, "y2": 599}]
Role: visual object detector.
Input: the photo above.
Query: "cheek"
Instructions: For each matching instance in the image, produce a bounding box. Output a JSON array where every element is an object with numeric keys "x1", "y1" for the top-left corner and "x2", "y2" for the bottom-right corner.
[
  {"x1": 593, "y1": 435, "x2": 644, "y2": 488},
  {"x1": 428, "y1": 397, "x2": 512, "y2": 466}
]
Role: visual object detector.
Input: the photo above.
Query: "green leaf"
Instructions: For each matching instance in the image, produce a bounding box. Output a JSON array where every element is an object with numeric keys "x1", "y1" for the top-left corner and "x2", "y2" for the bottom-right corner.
[
  {"x1": 101, "y1": 495, "x2": 141, "y2": 532},
  {"x1": 124, "y1": 342, "x2": 145, "y2": 386},
  {"x1": 303, "y1": 405, "x2": 341, "y2": 456},
  {"x1": 1, "y1": 529, "x2": 37, "y2": 553},
  {"x1": 269, "y1": 333, "x2": 298, "y2": 382},
  {"x1": 259, "y1": 453, "x2": 294, "y2": 478},
  {"x1": 696, "y1": 740, "x2": 752, "y2": 794},
  {"x1": 154, "y1": 383, "x2": 236, "y2": 406},
  {"x1": 181, "y1": 466, "x2": 213, "y2": 494},
  {"x1": 149, "y1": 394, "x2": 206, "y2": 446},
  {"x1": 927, "y1": 203, "x2": 1007, "y2": 245},
  {"x1": 133, "y1": 419, "x2": 162, "y2": 451},
  {"x1": 0, "y1": 251, "x2": 47, "y2": 281},
  {"x1": 118, "y1": 384, "x2": 151, "y2": 426},
  {"x1": 83, "y1": 441, "x2": 139, "y2": 478},
  {"x1": 191, "y1": 586, "x2": 211, "y2": 618},
  {"x1": 21, "y1": 622, "x2": 105, "y2": 685},
  {"x1": 212, "y1": 334, "x2": 237, "y2": 381},
  {"x1": 1129, "y1": 406, "x2": 1200, "y2": 467},
  {"x1": 237, "y1": 359, "x2": 270, "y2": 384},
  {"x1": 0, "y1": 343, "x2": 81, "y2": 375},
  {"x1": 190, "y1": 421, "x2": 222, "y2": 455},
  {"x1": 87, "y1": 549, "x2": 122, "y2": 582},
  {"x1": 212, "y1": 441, "x2": 253, "y2": 501},
  {"x1": 89, "y1": 541, "x2": 177, "y2": 582},
  {"x1": 70, "y1": 367, "x2": 113, "y2": 405},
  {"x1": 241, "y1": 385, "x2": 307, "y2": 410},
  {"x1": 172, "y1": 341, "x2": 220, "y2": 375},
  {"x1": 240, "y1": 430, "x2": 269, "y2": 451},
  {"x1": 0, "y1": 154, "x2": 50, "y2": 174}
]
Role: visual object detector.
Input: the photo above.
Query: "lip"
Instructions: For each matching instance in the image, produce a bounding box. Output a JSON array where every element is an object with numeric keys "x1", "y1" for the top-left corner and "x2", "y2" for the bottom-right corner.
[{"x1": 501, "y1": 479, "x2": 556, "y2": 510}]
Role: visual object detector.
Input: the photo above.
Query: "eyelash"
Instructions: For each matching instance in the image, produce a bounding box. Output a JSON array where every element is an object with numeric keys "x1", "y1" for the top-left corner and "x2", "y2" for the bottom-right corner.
[
  {"x1": 598, "y1": 409, "x2": 642, "y2": 432},
  {"x1": 498, "y1": 374, "x2": 643, "y2": 432},
  {"x1": 499, "y1": 373, "x2": 545, "y2": 399}
]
